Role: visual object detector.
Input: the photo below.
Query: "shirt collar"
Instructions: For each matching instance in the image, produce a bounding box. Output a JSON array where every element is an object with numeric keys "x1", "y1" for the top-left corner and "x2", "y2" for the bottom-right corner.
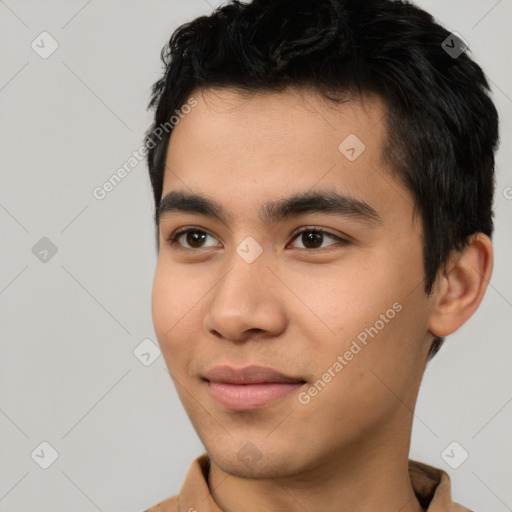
[{"x1": 174, "y1": 455, "x2": 471, "y2": 512}]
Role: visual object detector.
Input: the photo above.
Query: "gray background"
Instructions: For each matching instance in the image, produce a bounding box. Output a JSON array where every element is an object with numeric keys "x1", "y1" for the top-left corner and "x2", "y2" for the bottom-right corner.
[{"x1": 0, "y1": 1, "x2": 510, "y2": 511}]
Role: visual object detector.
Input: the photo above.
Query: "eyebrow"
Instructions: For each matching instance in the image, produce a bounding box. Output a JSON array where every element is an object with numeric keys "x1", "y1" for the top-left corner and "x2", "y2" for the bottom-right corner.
[{"x1": 157, "y1": 189, "x2": 381, "y2": 226}]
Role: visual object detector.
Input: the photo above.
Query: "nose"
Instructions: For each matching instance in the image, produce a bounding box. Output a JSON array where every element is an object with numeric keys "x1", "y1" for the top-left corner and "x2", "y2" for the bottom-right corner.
[{"x1": 203, "y1": 252, "x2": 287, "y2": 343}]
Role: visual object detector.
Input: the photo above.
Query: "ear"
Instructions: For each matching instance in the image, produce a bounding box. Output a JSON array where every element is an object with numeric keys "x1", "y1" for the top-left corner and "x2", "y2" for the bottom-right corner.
[{"x1": 428, "y1": 233, "x2": 493, "y2": 338}]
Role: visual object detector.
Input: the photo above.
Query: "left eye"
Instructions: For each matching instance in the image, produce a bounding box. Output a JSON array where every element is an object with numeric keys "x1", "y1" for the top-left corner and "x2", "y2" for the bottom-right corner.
[{"x1": 288, "y1": 228, "x2": 344, "y2": 250}]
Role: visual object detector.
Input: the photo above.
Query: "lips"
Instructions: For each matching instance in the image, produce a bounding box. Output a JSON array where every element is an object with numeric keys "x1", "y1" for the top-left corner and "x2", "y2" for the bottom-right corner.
[
  {"x1": 204, "y1": 365, "x2": 303, "y2": 384},
  {"x1": 203, "y1": 365, "x2": 305, "y2": 410}
]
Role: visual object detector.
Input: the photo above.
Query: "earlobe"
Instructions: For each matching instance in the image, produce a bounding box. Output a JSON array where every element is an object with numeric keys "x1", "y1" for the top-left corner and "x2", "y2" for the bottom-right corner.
[{"x1": 428, "y1": 233, "x2": 493, "y2": 338}]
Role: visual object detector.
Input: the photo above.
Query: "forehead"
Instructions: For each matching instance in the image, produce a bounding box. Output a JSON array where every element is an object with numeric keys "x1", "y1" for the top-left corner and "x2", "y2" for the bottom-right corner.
[
  {"x1": 162, "y1": 86, "x2": 413, "y2": 228},
  {"x1": 170, "y1": 86, "x2": 389, "y2": 154}
]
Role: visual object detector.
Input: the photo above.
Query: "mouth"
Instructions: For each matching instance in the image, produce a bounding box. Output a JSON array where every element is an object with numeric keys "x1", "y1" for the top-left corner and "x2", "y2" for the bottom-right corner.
[{"x1": 203, "y1": 365, "x2": 306, "y2": 411}]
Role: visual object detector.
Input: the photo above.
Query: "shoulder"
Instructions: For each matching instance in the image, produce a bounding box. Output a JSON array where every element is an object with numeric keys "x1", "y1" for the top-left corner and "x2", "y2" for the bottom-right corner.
[
  {"x1": 143, "y1": 454, "x2": 211, "y2": 512},
  {"x1": 408, "y1": 459, "x2": 473, "y2": 512},
  {"x1": 142, "y1": 494, "x2": 179, "y2": 512}
]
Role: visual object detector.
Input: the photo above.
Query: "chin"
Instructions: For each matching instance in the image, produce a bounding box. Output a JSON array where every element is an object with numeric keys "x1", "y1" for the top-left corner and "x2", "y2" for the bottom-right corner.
[
  {"x1": 209, "y1": 448, "x2": 292, "y2": 480},
  {"x1": 199, "y1": 430, "x2": 293, "y2": 478}
]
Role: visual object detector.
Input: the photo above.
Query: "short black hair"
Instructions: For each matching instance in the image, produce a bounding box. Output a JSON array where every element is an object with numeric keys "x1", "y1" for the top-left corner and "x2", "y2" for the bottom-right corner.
[{"x1": 145, "y1": 0, "x2": 499, "y2": 359}]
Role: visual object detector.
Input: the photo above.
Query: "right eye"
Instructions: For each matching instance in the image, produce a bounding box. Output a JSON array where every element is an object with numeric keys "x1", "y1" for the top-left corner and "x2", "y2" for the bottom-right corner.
[{"x1": 166, "y1": 227, "x2": 221, "y2": 250}]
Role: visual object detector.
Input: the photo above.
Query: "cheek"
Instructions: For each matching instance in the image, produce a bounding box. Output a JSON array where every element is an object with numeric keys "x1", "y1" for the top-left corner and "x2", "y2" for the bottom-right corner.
[
  {"x1": 151, "y1": 264, "x2": 174, "y2": 342},
  {"x1": 151, "y1": 262, "x2": 202, "y2": 367},
  {"x1": 282, "y1": 262, "x2": 396, "y2": 344},
  {"x1": 295, "y1": 258, "x2": 429, "y2": 381}
]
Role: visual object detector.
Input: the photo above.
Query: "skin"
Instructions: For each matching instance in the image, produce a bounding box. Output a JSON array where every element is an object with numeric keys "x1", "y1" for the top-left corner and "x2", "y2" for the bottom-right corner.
[{"x1": 151, "y1": 86, "x2": 493, "y2": 512}]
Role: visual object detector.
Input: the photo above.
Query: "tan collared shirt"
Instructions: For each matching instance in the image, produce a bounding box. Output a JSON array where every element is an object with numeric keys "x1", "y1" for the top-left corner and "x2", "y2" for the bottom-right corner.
[{"x1": 145, "y1": 455, "x2": 472, "y2": 512}]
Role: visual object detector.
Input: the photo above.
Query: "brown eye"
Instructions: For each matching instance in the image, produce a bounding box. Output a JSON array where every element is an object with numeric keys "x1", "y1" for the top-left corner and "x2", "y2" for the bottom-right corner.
[
  {"x1": 168, "y1": 228, "x2": 219, "y2": 249},
  {"x1": 184, "y1": 230, "x2": 208, "y2": 248},
  {"x1": 301, "y1": 230, "x2": 324, "y2": 249},
  {"x1": 289, "y1": 228, "x2": 344, "y2": 250}
]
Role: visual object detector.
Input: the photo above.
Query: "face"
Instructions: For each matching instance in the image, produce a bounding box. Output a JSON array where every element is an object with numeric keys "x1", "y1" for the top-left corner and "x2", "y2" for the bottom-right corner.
[{"x1": 152, "y1": 87, "x2": 434, "y2": 479}]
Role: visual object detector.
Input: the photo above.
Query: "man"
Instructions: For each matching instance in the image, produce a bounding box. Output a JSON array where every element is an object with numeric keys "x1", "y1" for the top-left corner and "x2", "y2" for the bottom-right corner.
[{"x1": 143, "y1": 0, "x2": 499, "y2": 510}]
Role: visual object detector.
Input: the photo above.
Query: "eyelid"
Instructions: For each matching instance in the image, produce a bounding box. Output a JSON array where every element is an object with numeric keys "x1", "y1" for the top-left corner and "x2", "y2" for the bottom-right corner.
[{"x1": 289, "y1": 225, "x2": 347, "y2": 242}]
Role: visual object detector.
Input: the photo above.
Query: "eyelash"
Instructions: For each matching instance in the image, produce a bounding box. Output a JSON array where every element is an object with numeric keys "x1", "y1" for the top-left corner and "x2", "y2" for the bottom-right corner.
[{"x1": 165, "y1": 226, "x2": 347, "y2": 251}]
